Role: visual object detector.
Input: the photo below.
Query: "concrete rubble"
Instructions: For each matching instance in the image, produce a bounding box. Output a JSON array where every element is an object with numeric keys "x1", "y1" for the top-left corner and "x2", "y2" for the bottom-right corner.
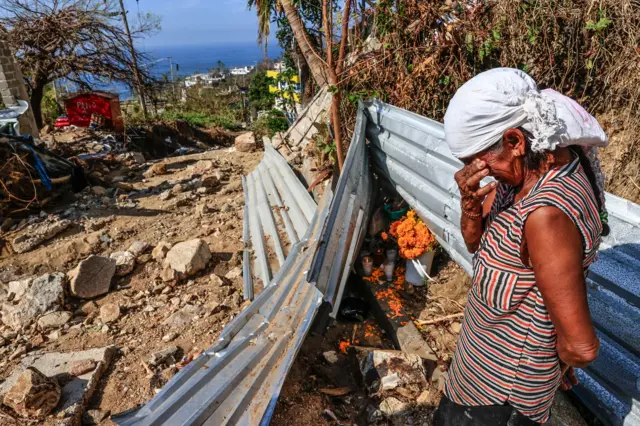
[
  {"x1": 11, "y1": 218, "x2": 71, "y2": 254},
  {"x1": 0, "y1": 346, "x2": 116, "y2": 424},
  {"x1": 1, "y1": 273, "x2": 66, "y2": 331},
  {"x1": 2, "y1": 366, "x2": 61, "y2": 418}
]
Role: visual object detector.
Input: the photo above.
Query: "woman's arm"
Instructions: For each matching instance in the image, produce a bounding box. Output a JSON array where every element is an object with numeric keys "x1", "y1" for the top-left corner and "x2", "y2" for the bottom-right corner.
[
  {"x1": 525, "y1": 206, "x2": 600, "y2": 368},
  {"x1": 456, "y1": 159, "x2": 497, "y2": 253}
]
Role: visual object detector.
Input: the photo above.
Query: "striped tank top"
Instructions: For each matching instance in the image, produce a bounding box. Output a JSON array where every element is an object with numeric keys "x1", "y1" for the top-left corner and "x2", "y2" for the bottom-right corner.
[{"x1": 444, "y1": 155, "x2": 602, "y2": 423}]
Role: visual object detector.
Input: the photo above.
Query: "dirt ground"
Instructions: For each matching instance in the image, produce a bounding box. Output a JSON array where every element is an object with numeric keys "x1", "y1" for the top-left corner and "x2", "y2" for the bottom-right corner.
[{"x1": 0, "y1": 146, "x2": 262, "y2": 422}]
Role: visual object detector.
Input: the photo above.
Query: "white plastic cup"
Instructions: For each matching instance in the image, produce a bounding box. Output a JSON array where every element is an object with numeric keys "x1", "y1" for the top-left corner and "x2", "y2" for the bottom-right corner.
[
  {"x1": 386, "y1": 249, "x2": 398, "y2": 262},
  {"x1": 362, "y1": 256, "x2": 374, "y2": 277},
  {"x1": 384, "y1": 261, "x2": 395, "y2": 282}
]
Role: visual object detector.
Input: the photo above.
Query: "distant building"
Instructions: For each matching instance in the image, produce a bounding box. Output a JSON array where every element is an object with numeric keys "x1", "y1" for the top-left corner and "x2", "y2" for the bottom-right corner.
[
  {"x1": 266, "y1": 69, "x2": 301, "y2": 113},
  {"x1": 184, "y1": 73, "x2": 226, "y2": 88},
  {"x1": 273, "y1": 61, "x2": 286, "y2": 72},
  {"x1": 229, "y1": 66, "x2": 254, "y2": 76}
]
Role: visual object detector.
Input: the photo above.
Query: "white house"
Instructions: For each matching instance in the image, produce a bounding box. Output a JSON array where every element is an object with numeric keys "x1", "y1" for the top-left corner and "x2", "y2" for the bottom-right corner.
[
  {"x1": 229, "y1": 66, "x2": 254, "y2": 76},
  {"x1": 184, "y1": 73, "x2": 226, "y2": 88}
]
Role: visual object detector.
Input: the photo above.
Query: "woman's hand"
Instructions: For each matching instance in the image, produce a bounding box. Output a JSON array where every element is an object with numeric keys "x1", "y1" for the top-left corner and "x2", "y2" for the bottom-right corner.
[
  {"x1": 455, "y1": 159, "x2": 496, "y2": 217},
  {"x1": 559, "y1": 362, "x2": 579, "y2": 391},
  {"x1": 456, "y1": 159, "x2": 497, "y2": 253}
]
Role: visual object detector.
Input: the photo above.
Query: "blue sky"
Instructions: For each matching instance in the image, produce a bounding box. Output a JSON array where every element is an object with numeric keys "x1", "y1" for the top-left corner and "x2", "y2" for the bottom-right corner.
[{"x1": 129, "y1": 0, "x2": 277, "y2": 47}]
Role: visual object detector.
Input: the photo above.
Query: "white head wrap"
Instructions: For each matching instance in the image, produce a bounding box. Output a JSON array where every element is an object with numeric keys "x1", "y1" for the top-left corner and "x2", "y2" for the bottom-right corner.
[
  {"x1": 443, "y1": 68, "x2": 608, "y2": 159},
  {"x1": 444, "y1": 68, "x2": 609, "y2": 216}
]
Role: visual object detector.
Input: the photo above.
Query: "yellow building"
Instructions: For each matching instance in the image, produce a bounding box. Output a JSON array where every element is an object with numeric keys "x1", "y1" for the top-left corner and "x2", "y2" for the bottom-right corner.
[{"x1": 267, "y1": 70, "x2": 301, "y2": 103}]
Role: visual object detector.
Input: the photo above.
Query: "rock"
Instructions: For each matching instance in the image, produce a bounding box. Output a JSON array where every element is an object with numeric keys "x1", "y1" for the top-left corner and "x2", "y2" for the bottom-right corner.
[
  {"x1": 37, "y1": 311, "x2": 72, "y2": 330},
  {"x1": 235, "y1": 132, "x2": 257, "y2": 152},
  {"x1": 162, "y1": 332, "x2": 178, "y2": 343},
  {"x1": 128, "y1": 241, "x2": 151, "y2": 257},
  {"x1": 83, "y1": 409, "x2": 110, "y2": 425},
  {"x1": 91, "y1": 186, "x2": 107, "y2": 196},
  {"x1": 148, "y1": 346, "x2": 179, "y2": 367},
  {"x1": 0, "y1": 346, "x2": 115, "y2": 425},
  {"x1": 159, "y1": 190, "x2": 173, "y2": 201},
  {"x1": 195, "y1": 203, "x2": 214, "y2": 216},
  {"x1": 68, "y1": 256, "x2": 116, "y2": 299},
  {"x1": 116, "y1": 182, "x2": 135, "y2": 192},
  {"x1": 220, "y1": 203, "x2": 233, "y2": 213},
  {"x1": 110, "y1": 251, "x2": 136, "y2": 276},
  {"x1": 225, "y1": 267, "x2": 243, "y2": 280},
  {"x1": 210, "y1": 274, "x2": 231, "y2": 287},
  {"x1": 12, "y1": 219, "x2": 71, "y2": 254},
  {"x1": 1, "y1": 273, "x2": 66, "y2": 331},
  {"x1": 379, "y1": 397, "x2": 408, "y2": 417},
  {"x1": 187, "y1": 159, "x2": 215, "y2": 173},
  {"x1": 358, "y1": 349, "x2": 427, "y2": 397},
  {"x1": 143, "y1": 162, "x2": 167, "y2": 178},
  {"x1": 416, "y1": 390, "x2": 431, "y2": 406},
  {"x1": 201, "y1": 174, "x2": 219, "y2": 188},
  {"x1": 397, "y1": 321, "x2": 438, "y2": 362},
  {"x1": 9, "y1": 345, "x2": 27, "y2": 360},
  {"x1": 323, "y1": 351, "x2": 339, "y2": 364},
  {"x1": 2, "y1": 367, "x2": 61, "y2": 419},
  {"x1": 78, "y1": 301, "x2": 99, "y2": 316},
  {"x1": 160, "y1": 266, "x2": 178, "y2": 282},
  {"x1": 450, "y1": 321, "x2": 462, "y2": 333},
  {"x1": 163, "y1": 304, "x2": 203, "y2": 329},
  {"x1": 47, "y1": 330, "x2": 60, "y2": 342},
  {"x1": 99, "y1": 303, "x2": 120, "y2": 323},
  {"x1": 171, "y1": 183, "x2": 185, "y2": 194},
  {"x1": 152, "y1": 241, "x2": 172, "y2": 262},
  {"x1": 163, "y1": 239, "x2": 211, "y2": 278},
  {"x1": 69, "y1": 359, "x2": 97, "y2": 376}
]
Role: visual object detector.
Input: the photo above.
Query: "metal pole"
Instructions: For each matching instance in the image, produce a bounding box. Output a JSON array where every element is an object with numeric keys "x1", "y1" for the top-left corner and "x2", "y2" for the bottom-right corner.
[
  {"x1": 118, "y1": 0, "x2": 148, "y2": 119},
  {"x1": 169, "y1": 56, "x2": 175, "y2": 98}
]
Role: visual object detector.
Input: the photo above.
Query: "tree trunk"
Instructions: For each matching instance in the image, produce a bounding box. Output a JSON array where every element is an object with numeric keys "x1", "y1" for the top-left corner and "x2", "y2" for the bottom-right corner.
[
  {"x1": 280, "y1": 0, "x2": 329, "y2": 88},
  {"x1": 30, "y1": 82, "x2": 45, "y2": 129}
]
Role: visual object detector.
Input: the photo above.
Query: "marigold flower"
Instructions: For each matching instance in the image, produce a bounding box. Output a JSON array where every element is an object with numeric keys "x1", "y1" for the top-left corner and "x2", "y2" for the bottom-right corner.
[{"x1": 385, "y1": 210, "x2": 436, "y2": 259}]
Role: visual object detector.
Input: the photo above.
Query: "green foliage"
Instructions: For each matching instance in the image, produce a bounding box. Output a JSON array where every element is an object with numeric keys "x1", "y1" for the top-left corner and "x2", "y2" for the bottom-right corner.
[
  {"x1": 586, "y1": 9, "x2": 613, "y2": 32},
  {"x1": 159, "y1": 111, "x2": 237, "y2": 130},
  {"x1": 40, "y1": 85, "x2": 63, "y2": 126},
  {"x1": 252, "y1": 108, "x2": 289, "y2": 139},
  {"x1": 248, "y1": 70, "x2": 276, "y2": 111}
]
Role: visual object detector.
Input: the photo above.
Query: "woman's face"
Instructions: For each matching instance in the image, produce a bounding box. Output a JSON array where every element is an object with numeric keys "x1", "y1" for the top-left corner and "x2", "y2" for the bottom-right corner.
[{"x1": 461, "y1": 128, "x2": 526, "y2": 186}]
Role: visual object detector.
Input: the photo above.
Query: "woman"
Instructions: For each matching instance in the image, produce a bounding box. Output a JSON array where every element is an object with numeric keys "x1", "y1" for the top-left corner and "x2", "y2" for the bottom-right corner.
[{"x1": 433, "y1": 68, "x2": 608, "y2": 426}]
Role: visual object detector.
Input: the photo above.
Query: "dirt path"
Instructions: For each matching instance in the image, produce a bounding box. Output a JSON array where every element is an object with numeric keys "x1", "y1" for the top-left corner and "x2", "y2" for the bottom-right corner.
[{"x1": 0, "y1": 147, "x2": 262, "y2": 421}]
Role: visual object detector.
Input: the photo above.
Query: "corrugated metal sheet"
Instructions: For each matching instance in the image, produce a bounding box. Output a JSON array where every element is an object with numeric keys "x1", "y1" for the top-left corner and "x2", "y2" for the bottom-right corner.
[
  {"x1": 114, "y1": 145, "x2": 331, "y2": 426},
  {"x1": 363, "y1": 99, "x2": 640, "y2": 426}
]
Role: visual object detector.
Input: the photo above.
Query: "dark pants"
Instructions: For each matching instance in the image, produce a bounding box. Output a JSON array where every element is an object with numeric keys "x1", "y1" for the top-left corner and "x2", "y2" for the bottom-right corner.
[{"x1": 434, "y1": 396, "x2": 541, "y2": 426}]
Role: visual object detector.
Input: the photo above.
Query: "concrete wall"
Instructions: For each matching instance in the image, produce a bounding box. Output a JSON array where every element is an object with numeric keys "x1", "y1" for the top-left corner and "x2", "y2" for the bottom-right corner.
[{"x1": 0, "y1": 40, "x2": 39, "y2": 137}]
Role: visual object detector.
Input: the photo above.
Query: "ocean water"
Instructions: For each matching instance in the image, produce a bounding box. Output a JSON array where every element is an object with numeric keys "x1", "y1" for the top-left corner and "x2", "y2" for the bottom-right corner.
[{"x1": 95, "y1": 42, "x2": 283, "y2": 100}]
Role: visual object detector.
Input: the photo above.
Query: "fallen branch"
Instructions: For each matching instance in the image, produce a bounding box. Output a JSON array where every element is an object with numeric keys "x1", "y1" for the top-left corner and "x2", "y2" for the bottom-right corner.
[{"x1": 415, "y1": 312, "x2": 464, "y2": 326}]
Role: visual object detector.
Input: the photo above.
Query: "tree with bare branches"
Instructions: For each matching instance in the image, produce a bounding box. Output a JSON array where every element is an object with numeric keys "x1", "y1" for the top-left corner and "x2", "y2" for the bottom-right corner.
[{"x1": 0, "y1": 0, "x2": 160, "y2": 128}]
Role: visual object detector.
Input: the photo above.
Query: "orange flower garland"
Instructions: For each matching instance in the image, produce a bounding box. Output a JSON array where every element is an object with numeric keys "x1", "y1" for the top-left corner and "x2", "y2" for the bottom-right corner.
[{"x1": 388, "y1": 210, "x2": 436, "y2": 260}]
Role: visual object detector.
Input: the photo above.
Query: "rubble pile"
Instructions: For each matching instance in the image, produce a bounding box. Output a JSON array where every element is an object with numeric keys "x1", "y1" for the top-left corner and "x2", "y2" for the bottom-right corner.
[{"x1": 0, "y1": 133, "x2": 262, "y2": 423}]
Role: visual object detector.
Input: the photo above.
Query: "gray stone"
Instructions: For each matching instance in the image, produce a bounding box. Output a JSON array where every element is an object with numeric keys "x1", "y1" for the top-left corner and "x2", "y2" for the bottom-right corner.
[
  {"x1": 160, "y1": 266, "x2": 178, "y2": 282},
  {"x1": 109, "y1": 251, "x2": 136, "y2": 276},
  {"x1": 148, "y1": 346, "x2": 179, "y2": 367},
  {"x1": 152, "y1": 241, "x2": 172, "y2": 262},
  {"x1": 163, "y1": 239, "x2": 211, "y2": 278},
  {"x1": 128, "y1": 241, "x2": 151, "y2": 257},
  {"x1": 162, "y1": 304, "x2": 203, "y2": 329},
  {"x1": 37, "y1": 311, "x2": 72, "y2": 330},
  {"x1": 0, "y1": 346, "x2": 115, "y2": 425},
  {"x1": 225, "y1": 267, "x2": 243, "y2": 280},
  {"x1": 68, "y1": 255, "x2": 116, "y2": 299},
  {"x1": 234, "y1": 132, "x2": 257, "y2": 152},
  {"x1": 397, "y1": 321, "x2": 438, "y2": 362},
  {"x1": 162, "y1": 332, "x2": 178, "y2": 343},
  {"x1": 1, "y1": 273, "x2": 66, "y2": 331},
  {"x1": 2, "y1": 367, "x2": 61, "y2": 419},
  {"x1": 99, "y1": 303, "x2": 120, "y2": 323},
  {"x1": 12, "y1": 219, "x2": 71, "y2": 253},
  {"x1": 195, "y1": 203, "x2": 214, "y2": 216},
  {"x1": 91, "y1": 186, "x2": 107, "y2": 196},
  {"x1": 69, "y1": 359, "x2": 96, "y2": 377},
  {"x1": 83, "y1": 409, "x2": 110, "y2": 425},
  {"x1": 159, "y1": 190, "x2": 173, "y2": 201},
  {"x1": 323, "y1": 351, "x2": 339, "y2": 364},
  {"x1": 358, "y1": 349, "x2": 427, "y2": 397}
]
